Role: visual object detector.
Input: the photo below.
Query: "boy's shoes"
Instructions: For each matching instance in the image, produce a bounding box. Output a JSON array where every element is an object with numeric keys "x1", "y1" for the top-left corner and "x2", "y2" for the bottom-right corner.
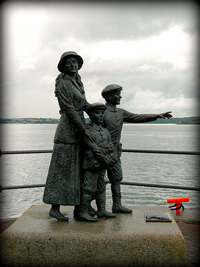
[{"x1": 97, "y1": 210, "x2": 116, "y2": 218}]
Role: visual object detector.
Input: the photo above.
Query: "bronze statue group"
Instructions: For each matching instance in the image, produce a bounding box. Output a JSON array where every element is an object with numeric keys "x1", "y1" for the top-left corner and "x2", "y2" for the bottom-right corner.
[{"x1": 43, "y1": 51, "x2": 172, "y2": 222}]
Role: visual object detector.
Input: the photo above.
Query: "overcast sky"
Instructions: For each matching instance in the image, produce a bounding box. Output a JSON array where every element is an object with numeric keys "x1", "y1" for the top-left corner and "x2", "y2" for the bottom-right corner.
[{"x1": 1, "y1": 1, "x2": 199, "y2": 119}]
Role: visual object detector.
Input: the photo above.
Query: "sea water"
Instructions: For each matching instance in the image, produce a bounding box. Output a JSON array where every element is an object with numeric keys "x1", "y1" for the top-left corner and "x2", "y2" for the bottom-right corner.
[{"x1": 0, "y1": 123, "x2": 199, "y2": 219}]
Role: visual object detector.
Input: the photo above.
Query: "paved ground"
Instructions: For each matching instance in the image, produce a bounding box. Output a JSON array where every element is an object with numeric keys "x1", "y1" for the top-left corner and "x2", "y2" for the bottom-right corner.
[
  {"x1": 0, "y1": 219, "x2": 16, "y2": 235},
  {"x1": 1, "y1": 213, "x2": 200, "y2": 266},
  {"x1": 177, "y1": 222, "x2": 200, "y2": 267}
]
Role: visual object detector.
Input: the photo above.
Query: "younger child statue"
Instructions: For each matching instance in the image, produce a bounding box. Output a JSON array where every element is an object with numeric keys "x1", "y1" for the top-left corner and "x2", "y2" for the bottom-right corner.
[{"x1": 78, "y1": 103, "x2": 118, "y2": 222}]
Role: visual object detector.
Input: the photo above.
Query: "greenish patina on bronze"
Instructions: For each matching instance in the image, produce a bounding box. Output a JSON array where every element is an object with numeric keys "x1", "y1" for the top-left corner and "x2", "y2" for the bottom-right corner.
[
  {"x1": 78, "y1": 103, "x2": 118, "y2": 222},
  {"x1": 101, "y1": 84, "x2": 172, "y2": 214},
  {"x1": 43, "y1": 53, "x2": 172, "y2": 222},
  {"x1": 43, "y1": 52, "x2": 108, "y2": 221}
]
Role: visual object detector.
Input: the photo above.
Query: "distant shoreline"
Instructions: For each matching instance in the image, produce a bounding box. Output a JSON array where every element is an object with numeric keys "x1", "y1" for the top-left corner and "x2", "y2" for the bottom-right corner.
[{"x1": 0, "y1": 117, "x2": 200, "y2": 124}]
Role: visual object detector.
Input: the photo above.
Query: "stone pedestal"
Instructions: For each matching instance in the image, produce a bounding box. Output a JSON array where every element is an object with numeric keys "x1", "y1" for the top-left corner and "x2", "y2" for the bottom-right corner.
[{"x1": 0, "y1": 205, "x2": 185, "y2": 267}]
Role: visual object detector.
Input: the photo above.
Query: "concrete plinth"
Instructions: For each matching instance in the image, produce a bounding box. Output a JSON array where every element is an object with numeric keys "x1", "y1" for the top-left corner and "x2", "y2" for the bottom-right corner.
[{"x1": 0, "y1": 205, "x2": 185, "y2": 267}]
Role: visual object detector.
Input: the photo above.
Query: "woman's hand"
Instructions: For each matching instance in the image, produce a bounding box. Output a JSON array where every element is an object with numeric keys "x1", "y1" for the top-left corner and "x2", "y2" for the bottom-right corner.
[{"x1": 157, "y1": 111, "x2": 173, "y2": 119}]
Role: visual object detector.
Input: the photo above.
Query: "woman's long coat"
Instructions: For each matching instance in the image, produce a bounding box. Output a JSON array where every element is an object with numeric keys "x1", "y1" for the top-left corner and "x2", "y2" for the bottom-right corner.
[{"x1": 43, "y1": 74, "x2": 90, "y2": 206}]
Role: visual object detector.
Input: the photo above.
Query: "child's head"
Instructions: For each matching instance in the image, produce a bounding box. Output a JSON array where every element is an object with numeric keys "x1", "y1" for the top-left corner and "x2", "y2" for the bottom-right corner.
[{"x1": 88, "y1": 103, "x2": 106, "y2": 125}]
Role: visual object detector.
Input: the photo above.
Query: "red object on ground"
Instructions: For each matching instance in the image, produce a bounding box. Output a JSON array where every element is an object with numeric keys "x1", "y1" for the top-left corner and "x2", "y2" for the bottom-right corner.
[{"x1": 167, "y1": 197, "x2": 189, "y2": 214}]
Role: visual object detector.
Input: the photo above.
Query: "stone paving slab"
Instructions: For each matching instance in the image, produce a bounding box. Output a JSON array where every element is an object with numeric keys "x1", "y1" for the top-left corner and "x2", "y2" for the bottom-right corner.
[
  {"x1": 171, "y1": 208, "x2": 200, "y2": 224},
  {"x1": 0, "y1": 205, "x2": 185, "y2": 267},
  {"x1": 177, "y1": 222, "x2": 200, "y2": 267}
]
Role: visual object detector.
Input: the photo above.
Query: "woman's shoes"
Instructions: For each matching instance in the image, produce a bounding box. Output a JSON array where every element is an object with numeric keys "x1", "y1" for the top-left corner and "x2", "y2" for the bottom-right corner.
[{"x1": 49, "y1": 209, "x2": 69, "y2": 221}]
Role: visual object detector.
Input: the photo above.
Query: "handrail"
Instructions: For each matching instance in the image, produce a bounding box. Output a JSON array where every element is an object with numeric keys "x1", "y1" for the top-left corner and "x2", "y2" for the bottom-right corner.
[
  {"x1": 1, "y1": 149, "x2": 200, "y2": 156},
  {"x1": 122, "y1": 149, "x2": 200, "y2": 156},
  {"x1": 0, "y1": 184, "x2": 46, "y2": 191},
  {"x1": 1, "y1": 148, "x2": 199, "y2": 192},
  {"x1": 104, "y1": 180, "x2": 200, "y2": 191},
  {"x1": 1, "y1": 180, "x2": 200, "y2": 192},
  {"x1": 0, "y1": 149, "x2": 53, "y2": 156}
]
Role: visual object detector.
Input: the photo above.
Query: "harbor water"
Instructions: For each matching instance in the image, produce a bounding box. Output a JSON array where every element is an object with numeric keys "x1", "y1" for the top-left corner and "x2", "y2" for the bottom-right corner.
[{"x1": 0, "y1": 123, "x2": 199, "y2": 219}]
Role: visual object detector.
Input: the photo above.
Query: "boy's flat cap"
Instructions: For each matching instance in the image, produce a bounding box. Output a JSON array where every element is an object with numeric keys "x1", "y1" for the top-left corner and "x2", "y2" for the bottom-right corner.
[
  {"x1": 88, "y1": 102, "x2": 106, "y2": 112},
  {"x1": 101, "y1": 84, "x2": 122, "y2": 98}
]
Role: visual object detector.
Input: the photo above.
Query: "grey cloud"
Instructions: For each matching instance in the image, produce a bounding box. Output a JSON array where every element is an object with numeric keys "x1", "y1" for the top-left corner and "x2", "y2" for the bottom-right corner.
[
  {"x1": 82, "y1": 58, "x2": 198, "y2": 107},
  {"x1": 36, "y1": 1, "x2": 198, "y2": 45},
  {"x1": 76, "y1": 2, "x2": 197, "y2": 40},
  {"x1": 2, "y1": 1, "x2": 199, "y2": 118}
]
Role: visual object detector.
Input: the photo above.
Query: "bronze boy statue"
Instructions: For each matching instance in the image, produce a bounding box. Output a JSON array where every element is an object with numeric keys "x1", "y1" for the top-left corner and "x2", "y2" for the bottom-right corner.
[
  {"x1": 101, "y1": 84, "x2": 172, "y2": 214},
  {"x1": 78, "y1": 103, "x2": 118, "y2": 222}
]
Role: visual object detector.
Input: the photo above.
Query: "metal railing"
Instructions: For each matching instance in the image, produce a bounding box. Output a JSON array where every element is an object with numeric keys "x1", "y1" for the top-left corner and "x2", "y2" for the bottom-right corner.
[
  {"x1": 0, "y1": 148, "x2": 200, "y2": 192},
  {"x1": 1, "y1": 149, "x2": 200, "y2": 156}
]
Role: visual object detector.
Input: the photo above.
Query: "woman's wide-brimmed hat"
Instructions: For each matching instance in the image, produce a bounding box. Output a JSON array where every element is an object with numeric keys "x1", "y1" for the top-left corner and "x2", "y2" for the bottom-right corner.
[{"x1": 57, "y1": 51, "x2": 84, "y2": 72}]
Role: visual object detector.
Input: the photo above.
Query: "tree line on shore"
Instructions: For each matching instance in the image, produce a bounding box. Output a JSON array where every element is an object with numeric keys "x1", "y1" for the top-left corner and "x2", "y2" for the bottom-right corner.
[{"x1": 0, "y1": 116, "x2": 199, "y2": 124}]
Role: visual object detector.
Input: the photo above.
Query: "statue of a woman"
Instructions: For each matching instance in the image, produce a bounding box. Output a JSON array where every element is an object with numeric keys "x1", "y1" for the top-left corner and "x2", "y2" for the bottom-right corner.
[{"x1": 43, "y1": 51, "x2": 104, "y2": 221}]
